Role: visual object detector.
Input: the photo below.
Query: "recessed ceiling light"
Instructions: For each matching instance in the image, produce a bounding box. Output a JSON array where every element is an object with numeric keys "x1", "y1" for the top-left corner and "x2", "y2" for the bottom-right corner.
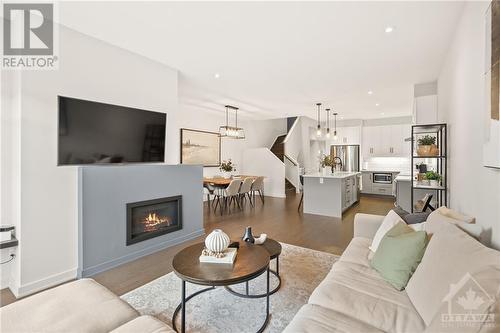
[
  {"x1": 340, "y1": 116, "x2": 344, "y2": 120},
  {"x1": 214, "y1": 73, "x2": 221, "y2": 79},
  {"x1": 375, "y1": 103, "x2": 380, "y2": 106},
  {"x1": 368, "y1": 90, "x2": 373, "y2": 95},
  {"x1": 385, "y1": 26, "x2": 394, "y2": 33}
]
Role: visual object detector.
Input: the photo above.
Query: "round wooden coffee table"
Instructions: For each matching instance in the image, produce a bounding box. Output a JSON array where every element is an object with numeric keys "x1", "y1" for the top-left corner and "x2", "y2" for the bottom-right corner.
[
  {"x1": 225, "y1": 239, "x2": 282, "y2": 298},
  {"x1": 171, "y1": 241, "x2": 271, "y2": 333}
]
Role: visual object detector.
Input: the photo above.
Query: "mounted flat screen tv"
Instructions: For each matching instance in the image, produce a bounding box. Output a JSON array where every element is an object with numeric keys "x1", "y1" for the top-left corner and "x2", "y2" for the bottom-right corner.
[{"x1": 58, "y1": 96, "x2": 166, "y2": 165}]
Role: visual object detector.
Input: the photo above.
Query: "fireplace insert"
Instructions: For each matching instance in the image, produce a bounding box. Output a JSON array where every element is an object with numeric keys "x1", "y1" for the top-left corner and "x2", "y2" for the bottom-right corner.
[{"x1": 126, "y1": 195, "x2": 182, "y2": 245}]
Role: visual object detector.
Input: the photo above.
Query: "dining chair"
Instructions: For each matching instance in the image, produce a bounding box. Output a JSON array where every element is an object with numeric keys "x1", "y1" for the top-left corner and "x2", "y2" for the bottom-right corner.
[
  {"x1": 218, "y1": 179, "x2": 242, "y2": 214},
  {"x1": 203, "y1": 183, "x2": 217, "y2": 211},
  {"x1": 250, "y1": 176, "x2": 265, "y2": 204},
  {"x1": 239, "y1": 178, "x2": 254, "y2": 207}
]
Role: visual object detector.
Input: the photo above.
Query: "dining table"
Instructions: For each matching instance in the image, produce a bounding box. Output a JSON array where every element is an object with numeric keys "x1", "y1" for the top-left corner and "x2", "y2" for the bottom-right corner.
[
  {"x1": 203, "y1": 175, "x2": 264, "y2": 214},
  {"x1": 203, "y1": 175, "x2": 261, "y2": 188}
]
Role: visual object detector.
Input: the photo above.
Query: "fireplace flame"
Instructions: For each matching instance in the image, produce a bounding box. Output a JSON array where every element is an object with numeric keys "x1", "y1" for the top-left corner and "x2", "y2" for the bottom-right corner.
[{"x1": 142, "y1": 212, "x2": 171, "y2": 232}]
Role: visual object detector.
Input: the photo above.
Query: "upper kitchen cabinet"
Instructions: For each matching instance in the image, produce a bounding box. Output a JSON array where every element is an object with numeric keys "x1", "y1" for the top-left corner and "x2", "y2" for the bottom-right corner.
[
  {"x1": 391, "y1": 124, "x2": 411, "y2": 156},
  {"x1": 362, "y1": 124, "x2": 411, "y2": 157},
  {"x1": 332, "y1": 126, "x2": 361, "y2": 145},
  {"x1": 362, "y1": 126, "x2": 382, "y2": 157}
]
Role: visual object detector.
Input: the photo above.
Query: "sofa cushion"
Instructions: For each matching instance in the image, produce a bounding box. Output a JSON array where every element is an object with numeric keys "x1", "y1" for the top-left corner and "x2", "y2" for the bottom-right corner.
[
  {"x1": 0, "y1": 279, "x2": 139, "y2": 333},
  {"x1": 353, "y1": 213, "x2": 385, "y2": 239},
  {"x1": 406, "y1": 221, "x2": 500, "y2": 326},
  {"x1": 339, "y1": 237, "x2": 372, "y2": 267},
  {"x1": 436, "y1": 206, "x2": 475, "y2": 224},
  {"x1": 426, "y1": 208, "x2": 478, "y2": 236},
  {"x1": 369, "y1": 210, "x2": 404, "y2": 252},
  {"x1": 423, "y1": 265, "x2": 500, "y2": 333},
  {"x1": 283, "y1": 303, "x2": 384, "y2": 333},
  {"x1": 308, "y1": 261, "x2": 426, "y2": 333},
  {"x1": 371, "y1": 222, "x2": 428, "y2": 290},
  {"x1": 111, "y1": 316, "x2": 175, "y2": 333}
]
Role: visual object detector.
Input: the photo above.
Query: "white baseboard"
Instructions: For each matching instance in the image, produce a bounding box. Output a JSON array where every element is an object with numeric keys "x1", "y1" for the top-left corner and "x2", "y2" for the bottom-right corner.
[
  {"x1": 12, "y1": 268, "x2": 77, "y2": 298},
  {"x1": 265, "y1": 192, "x2": 286, "y2": 198}
]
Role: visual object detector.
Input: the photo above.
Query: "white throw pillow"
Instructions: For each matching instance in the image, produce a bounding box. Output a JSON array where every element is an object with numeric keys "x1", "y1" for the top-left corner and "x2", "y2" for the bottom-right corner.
[
  {"x1": 409, "y1": 222, "x2": 426, "y2": 231},
  {"x1": 369, "y1": 210, "x2": 404, "y2": 252}
]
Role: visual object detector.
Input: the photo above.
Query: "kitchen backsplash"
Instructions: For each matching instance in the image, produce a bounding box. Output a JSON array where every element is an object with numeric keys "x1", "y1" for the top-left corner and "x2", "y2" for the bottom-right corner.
[{"x1": 362, "y1": 157, "x2": 411, "y2": 174}]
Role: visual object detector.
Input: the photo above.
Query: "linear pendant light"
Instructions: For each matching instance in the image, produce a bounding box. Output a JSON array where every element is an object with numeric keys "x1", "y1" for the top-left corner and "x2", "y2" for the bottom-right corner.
[
  {"x1": 326, "y1": 108, "x2": 331, "y2": 138},
  {"x1": 333, "y1": 112, "x2": 338, "y2": 140},
  {"x1": 316, "y1": 103, "x2": 322, "y2": 137},
  {"x1": 219, "y1": 105, "x2": 245, "y2": 139}
]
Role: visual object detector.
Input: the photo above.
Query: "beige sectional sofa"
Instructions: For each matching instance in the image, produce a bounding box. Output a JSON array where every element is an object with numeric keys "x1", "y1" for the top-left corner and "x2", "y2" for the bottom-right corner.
[
  {"x1": 1, "y1": 209, "x2": 498, "y2": 333},
  {"x1": 0, "y1": 278, "x2": 174, "y2": 333},
  {"x1": 285, "y1": 210, "x2": 500, "y2": 333}
]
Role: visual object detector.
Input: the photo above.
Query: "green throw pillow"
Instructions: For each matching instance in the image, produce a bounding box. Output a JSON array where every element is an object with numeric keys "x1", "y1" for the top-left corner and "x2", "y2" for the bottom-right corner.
[{"x1": 371, "y1": 221, "x2": 428, "y2": 291}]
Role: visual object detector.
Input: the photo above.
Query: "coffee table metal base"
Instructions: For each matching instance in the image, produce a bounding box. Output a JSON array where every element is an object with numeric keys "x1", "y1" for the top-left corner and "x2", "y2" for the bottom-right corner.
[
  {"x1": 224, "y1": 257, "x2": 281, "y2": 298},
  {"x1": 172, "y1": 267, "x2": 271, "y2": 333}
]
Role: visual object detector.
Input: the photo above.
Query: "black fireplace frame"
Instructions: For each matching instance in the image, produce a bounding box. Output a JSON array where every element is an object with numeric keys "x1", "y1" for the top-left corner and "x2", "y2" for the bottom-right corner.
[{"x1": 126, "y1": 195, "x2": 182, "y2": 246}]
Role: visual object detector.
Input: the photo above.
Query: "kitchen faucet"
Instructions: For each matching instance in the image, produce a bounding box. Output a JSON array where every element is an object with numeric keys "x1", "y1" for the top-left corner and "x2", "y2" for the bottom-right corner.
[{"x1": 333, "y1": 157, "x2": 343, "y2": 172}]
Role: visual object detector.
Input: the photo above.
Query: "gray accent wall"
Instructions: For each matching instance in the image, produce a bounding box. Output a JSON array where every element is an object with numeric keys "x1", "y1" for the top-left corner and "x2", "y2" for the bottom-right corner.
[{"x1": 78, "y1": 165, "x2": 204, "y2": 277}]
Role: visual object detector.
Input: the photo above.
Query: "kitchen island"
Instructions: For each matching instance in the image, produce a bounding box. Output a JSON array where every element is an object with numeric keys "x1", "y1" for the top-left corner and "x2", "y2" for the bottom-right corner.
[{"x1": 302, "y1": 172, "x2": 361, "y2": 218}]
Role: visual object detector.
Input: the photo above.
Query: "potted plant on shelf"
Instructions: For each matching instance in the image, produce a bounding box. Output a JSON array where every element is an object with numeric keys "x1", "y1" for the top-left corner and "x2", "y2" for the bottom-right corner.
[
  {"x1": 424, "y1": 171, "x2": 442, "y2": 187},
  {"x1": 219, "y1": 159, "x2": 236, "y2": 178},
  {"x1": 416, "y1": 135, "x2": 439, "y2": 156}
]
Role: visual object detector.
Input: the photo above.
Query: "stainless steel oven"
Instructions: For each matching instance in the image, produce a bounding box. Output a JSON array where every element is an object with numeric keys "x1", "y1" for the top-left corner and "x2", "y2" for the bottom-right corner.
[{"x1": 373, "y1": 173, "x2": 392, "y2": 184}]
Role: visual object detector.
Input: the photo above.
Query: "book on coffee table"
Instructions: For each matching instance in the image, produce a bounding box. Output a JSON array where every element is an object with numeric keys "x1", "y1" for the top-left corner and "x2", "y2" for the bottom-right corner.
[{"x1": 199, "y1": 247, "x2": 237, "y2": 264}]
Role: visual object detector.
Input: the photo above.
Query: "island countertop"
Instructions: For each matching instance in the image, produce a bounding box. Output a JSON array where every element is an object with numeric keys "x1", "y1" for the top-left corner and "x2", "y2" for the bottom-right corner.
[{"x1": 303, "y1": 172, "x2": 361, "y2": 179}]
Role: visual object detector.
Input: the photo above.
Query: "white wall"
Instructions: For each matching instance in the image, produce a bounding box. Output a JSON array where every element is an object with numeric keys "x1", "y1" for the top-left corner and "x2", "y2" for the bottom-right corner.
[
  {"x1": 177, "y1": 105, "x2": 286, "y2": 180},
  {"x1": 0, "y1": 71, "x2": 22, "y2": 290},
  {"x1": 177, "y1": 106, "x2": 246, "y2": 177},
  {"x1": 2, "y1": 24, "x2": 179, "y2": 297},
  {"x1": 284, "y1": 117, "x2": 302, "y2": 162},
  {"x1": 241, "y1": 148, "x2": 285, "y2": 198},
  {"x1": 438, "y1": 1, "x2": 500, "y2": 249},
  {"x1": 244, "y1": 118, "x2": 287, "y2": 149}
]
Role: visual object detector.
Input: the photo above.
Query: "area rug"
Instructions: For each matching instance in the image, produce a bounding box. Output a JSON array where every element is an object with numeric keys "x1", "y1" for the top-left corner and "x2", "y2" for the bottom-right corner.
[{"x1": 121, "y1": 243, "x2": 338, "y2": 332}]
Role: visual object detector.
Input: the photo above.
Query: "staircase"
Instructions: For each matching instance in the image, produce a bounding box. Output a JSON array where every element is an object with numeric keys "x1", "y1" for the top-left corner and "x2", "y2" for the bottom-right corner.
[
  {"x1": 270, "y1": 135, "x2": 287, "y2": 161},
  {"x1": 285, "y1": 179, "x2": 296, "y2": 194}
]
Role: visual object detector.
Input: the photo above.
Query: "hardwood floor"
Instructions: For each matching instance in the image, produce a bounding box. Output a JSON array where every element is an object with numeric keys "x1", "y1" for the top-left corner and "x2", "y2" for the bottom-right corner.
[{"x1": 0, "y1": 193, "x2": 395, "y2": 306}]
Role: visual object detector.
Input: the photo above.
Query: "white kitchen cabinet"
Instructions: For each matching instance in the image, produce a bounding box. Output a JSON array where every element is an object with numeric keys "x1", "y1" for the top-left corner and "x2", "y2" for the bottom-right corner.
[
  {"x1": 361, "y1": 172, "x2": 373, "y2": 193},
  {"x1": 333, "y1": 126, "x2": 361, "y2": 145},
  {"x1": 371, "y1": 183, "x2": 393, "y2": 196},
  {"x1": 342, "y1": 175, "x2": 358, "y2": 210},
  {"x1": 362, "y1": 124, "x2": 410, "y2": 158},
  {"x1": 414, "y1": 95, "x2": 438, "y2": 125},
  {"x1": 389, "y1": 124, "x2": 411, "y2": 156},
  {"x1": 362, "y1": 126, "x2": 379, "y2": 157},
  {"x1": 362, "y1": 171, "x2": 399, "y2": 196}
]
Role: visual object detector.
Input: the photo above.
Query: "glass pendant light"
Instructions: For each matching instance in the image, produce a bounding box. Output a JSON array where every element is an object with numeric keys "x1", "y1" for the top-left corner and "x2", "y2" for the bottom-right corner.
[
  {"x1": 333, "y1": 112, "x2": 338, "y2": 140},
  {"x1": 326, "y1": 108, "x2": 331, "y2": 138},
  {"x1": 219, "y1": 105, "x2": 245, "y2": 139},
  {"x1": 316, "y1": 103, "x2": 322, "y2": 137}
]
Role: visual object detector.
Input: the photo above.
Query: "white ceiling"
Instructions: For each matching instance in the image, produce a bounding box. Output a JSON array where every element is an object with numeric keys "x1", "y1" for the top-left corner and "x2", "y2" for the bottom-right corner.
[{"x1": 59, "y1": 1, "x2": 464, "y2": 120}]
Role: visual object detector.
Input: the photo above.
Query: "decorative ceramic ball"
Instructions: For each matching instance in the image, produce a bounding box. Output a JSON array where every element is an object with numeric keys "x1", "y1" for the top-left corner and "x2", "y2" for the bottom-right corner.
[{"x1": 205, "y1": 229, "x2": 230, "y2": 253}]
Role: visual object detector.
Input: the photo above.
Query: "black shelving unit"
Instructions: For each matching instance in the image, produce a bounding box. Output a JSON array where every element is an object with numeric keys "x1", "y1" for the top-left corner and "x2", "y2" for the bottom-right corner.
[{"x1": 410, "y1": 123, "x2": 447, "y2": 212}]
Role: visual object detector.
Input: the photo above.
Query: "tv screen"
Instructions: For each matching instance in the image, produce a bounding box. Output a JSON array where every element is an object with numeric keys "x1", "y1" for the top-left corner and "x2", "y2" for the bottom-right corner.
[{"x1": 58, "y1": 96, "x2": 166, "y2": 165}]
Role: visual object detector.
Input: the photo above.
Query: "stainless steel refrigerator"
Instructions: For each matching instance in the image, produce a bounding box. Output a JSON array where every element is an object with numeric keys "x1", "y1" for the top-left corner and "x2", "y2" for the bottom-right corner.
[{"x1": 330, "y1": 145, "x2": 360, "y2": 172}]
